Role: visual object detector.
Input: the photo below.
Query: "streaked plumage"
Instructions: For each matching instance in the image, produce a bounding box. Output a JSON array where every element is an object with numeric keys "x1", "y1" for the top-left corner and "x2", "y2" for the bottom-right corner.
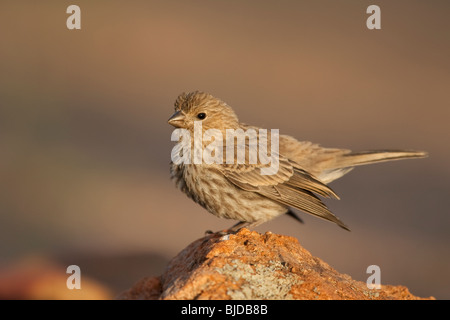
[{"x1": 168, "y1": 91, "x2": 427, "y2": 232}]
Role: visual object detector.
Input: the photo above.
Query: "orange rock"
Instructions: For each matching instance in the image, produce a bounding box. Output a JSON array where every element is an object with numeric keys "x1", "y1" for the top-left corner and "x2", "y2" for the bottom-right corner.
[
  {"x1": 0, "y1": 256, "x2": 112, "y2": 300},
  {"x1": 119, "y1": 229, "x2": 433, "y2": 300}
]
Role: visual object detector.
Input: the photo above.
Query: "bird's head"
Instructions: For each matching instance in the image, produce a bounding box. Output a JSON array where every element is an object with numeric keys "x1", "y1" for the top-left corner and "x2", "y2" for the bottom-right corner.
[{"x1": 168, "y1": 91, "x2": 240, "y2": 133}]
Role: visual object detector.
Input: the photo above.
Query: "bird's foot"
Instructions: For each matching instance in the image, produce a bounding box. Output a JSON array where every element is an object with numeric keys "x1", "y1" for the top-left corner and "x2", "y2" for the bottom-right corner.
[
  {"x1": 204, "y1": 229, "x2": 239, "y2": 236},
  {"x1": 204, "y1": 221, "x2": 259, "y2": 237}
]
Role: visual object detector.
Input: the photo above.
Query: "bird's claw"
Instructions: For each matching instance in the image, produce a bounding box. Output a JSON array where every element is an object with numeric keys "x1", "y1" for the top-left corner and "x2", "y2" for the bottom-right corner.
[{"x1": 204, "y1": 229, "x2": 240, "y2": 237}]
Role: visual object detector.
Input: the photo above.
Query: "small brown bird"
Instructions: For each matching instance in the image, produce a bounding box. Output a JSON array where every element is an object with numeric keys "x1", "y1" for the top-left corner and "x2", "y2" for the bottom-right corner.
[{"x1": 168, "y1": 91, "x2": 427, "y2": 232}]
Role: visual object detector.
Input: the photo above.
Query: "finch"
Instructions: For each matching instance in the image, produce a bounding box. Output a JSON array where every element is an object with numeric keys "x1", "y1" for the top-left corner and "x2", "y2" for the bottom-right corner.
[{"x1": 168, "y1": 91, "x2": 427, "y2": 232}]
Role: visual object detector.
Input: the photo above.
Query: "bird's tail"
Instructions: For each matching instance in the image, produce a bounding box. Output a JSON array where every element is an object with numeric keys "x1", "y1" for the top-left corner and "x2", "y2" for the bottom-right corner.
[
  {"x1": 335, "y1": 150, "x2": 428, "y2": 168},
  {"x1": 319, "y1": 150, "x2": 428, "y2": 183}
]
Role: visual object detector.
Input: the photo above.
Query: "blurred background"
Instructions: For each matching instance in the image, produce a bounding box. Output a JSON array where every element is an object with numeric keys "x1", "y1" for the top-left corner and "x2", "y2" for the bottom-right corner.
[{"x1": 0, "y1": 0, "x2": 449, "y2": 299}]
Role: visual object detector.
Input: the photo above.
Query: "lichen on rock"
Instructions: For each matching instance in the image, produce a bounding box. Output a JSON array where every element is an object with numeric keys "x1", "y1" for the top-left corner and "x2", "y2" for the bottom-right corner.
[{"x1": 118, "y1": 228, "x2": 433, "y2": 300}]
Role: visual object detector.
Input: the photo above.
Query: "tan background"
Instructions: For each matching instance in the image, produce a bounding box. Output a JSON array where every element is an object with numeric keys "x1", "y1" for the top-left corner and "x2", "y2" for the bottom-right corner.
[{"x1": 0, "y1": 0, "x2": 449, "y2": 299}]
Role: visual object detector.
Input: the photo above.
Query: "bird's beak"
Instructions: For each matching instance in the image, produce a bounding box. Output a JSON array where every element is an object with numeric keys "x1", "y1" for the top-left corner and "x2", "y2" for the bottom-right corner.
[{"x1": 168, "y1": 110, "x2": 185, "y2": 128}]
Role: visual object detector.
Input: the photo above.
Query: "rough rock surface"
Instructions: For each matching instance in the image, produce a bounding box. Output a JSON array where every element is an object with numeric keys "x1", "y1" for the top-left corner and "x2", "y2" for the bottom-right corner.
[{"x1": 119, "y1": 228, "x2": 432, "y2": 300}]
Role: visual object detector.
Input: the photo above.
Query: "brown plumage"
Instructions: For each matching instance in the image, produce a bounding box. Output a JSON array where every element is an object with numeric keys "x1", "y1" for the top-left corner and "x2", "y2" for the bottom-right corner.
[{"x1": 168, "y1": 91, "x2": 427, "y2": 232}]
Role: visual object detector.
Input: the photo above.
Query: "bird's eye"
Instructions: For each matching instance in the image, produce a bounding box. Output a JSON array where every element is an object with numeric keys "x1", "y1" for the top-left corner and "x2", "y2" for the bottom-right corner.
[{"x1": 197, "y1": 112, "x2": 206, "y2": 120}]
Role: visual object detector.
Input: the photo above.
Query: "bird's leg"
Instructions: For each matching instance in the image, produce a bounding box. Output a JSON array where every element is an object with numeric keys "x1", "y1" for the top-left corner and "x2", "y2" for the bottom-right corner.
[
  {"x1": 224, "y1": 220, "x2": 265, "y2": 233},
  {"x1": 227, "y1": 221, "x2": 250, "y2": 233},
  {"x1": 205, "y1": 221, "x2": 249, "y2": 236},
  {"x1": 205, "y1": 220, "x2": 265, "y2": 236},
  {"x1": 220, "y1": 220, "x2": 263, "y2": 234}
]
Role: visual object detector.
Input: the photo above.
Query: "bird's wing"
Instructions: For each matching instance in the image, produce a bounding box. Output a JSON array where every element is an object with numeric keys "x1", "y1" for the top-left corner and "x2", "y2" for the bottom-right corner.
[{"x1": 219, "y1": 150, "x2": 349, "y2": 230}]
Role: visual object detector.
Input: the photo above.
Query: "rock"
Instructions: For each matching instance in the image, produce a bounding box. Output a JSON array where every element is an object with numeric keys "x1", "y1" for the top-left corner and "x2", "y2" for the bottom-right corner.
[
  {"x1": 0, "y1": 256, "x2": 113, "y2": 300},
  {"x1": 119, "y1": 228, "x2": 433, "y2": 300}
]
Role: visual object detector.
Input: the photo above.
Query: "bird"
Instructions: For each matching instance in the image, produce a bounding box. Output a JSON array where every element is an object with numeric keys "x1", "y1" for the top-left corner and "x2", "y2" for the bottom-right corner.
[{"x1": 168, "y1": 91, "x2": 427, "y2": 233}]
